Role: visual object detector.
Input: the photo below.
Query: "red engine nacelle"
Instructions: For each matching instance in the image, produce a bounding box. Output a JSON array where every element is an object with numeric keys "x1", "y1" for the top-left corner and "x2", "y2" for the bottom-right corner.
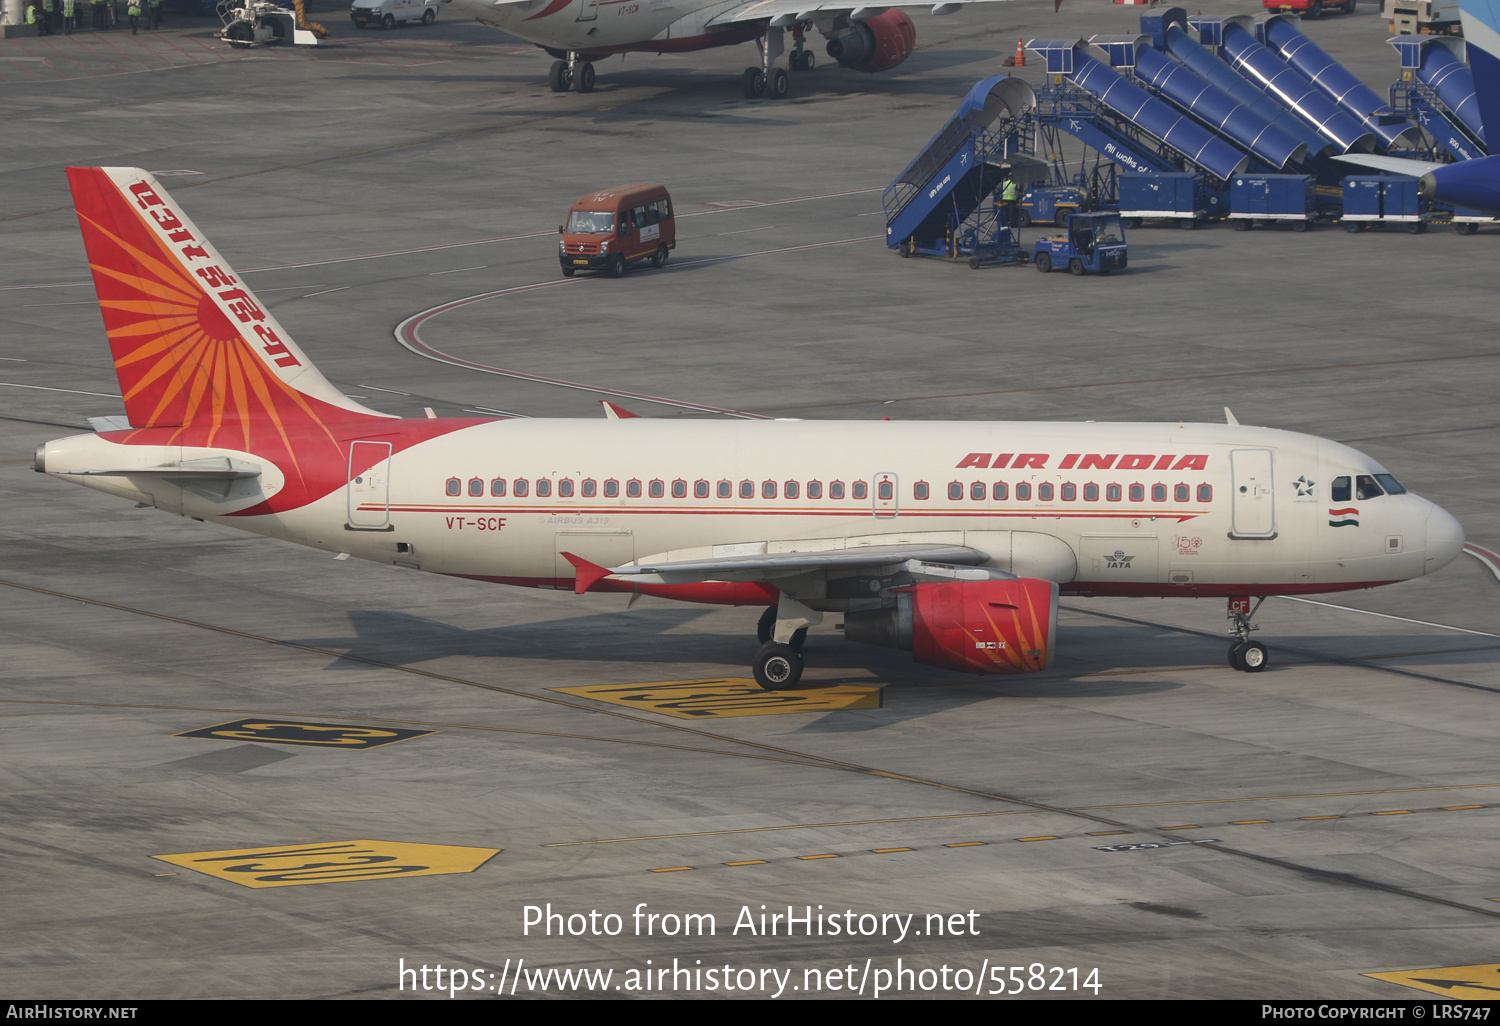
[
  {"x1": 824, "y1": 9, "x2": 916, "y2": 73},
  {"x1": 844, "y1": 578, "x2": 1059, "y2": 674}
]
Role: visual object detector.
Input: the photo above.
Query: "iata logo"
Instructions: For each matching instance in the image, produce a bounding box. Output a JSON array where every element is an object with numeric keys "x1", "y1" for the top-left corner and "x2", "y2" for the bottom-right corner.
[
  {"x1": 1329, "y1": 507, "x2": 1359, "y2": 528},
  {"x1": 1105, "y1": 549, "x2": 1135, "y2": 569}
]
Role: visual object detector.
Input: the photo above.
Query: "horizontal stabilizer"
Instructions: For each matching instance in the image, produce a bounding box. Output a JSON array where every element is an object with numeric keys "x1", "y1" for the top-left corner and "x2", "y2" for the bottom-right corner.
[{"x1": 60, "y1": 456, "x2": 262, "y2": 480}]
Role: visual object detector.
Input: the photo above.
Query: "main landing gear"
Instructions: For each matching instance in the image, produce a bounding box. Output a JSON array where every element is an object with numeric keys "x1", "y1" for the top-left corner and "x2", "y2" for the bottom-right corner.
[
  {"x1": 548, "y1": 51, "x2": 595, "y2": 94},
  {"x1": 741, "y1": 25, "x2": 803, "y2": 100},
  {"x1": 752, "y1": 599, "x2": 816, "y2": 689},
  {"x1": 1227, "y1": 596, "x2": 1269, "y2": 672}
]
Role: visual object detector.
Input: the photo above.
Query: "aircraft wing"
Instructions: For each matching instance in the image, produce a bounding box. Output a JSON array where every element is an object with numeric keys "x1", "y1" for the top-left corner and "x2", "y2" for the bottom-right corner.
[
  {"x1": 562, "y1": 543, "x2": 1010, "y2": 593},
  {"x1": 1331, "y1": 154, "x2": 1446, "y2": 177},
  {"x1": 706, "y1": 0, "x2": 1016, "y2": 27}
]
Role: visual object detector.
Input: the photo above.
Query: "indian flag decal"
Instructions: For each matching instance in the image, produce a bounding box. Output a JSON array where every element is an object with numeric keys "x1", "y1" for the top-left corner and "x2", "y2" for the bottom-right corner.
[{"x1": 1329, "y1": 507, "x2": 1359, "y2": 528}]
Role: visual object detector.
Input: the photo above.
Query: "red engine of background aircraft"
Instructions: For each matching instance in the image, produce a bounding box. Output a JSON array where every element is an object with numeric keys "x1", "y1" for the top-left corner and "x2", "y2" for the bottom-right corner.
[
  {"x1": 824, "y1": 9, "x2": 917, "y2": 73},
  {"x1": 844, "y1": 578, "x2": 1058, "y2": 674}
]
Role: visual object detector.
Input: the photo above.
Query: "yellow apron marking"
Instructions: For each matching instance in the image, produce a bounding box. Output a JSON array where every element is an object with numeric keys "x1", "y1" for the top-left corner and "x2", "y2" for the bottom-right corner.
[
  {"x1": 551, "y1": 678, "x2": 880, "y2": 719},
  {"x1": 944, "y1": 841, "x2": 986, "y2": 848},
  {"x1": 1018, "y1": 835, "x2": 1059, "y2": 842},
  {"x1": 153, "y1": 839, "x2": 499, "y2": 888},
  {"x1": 872, "y1": 847, "x2": 914, "y2": 853},
  {"x1": 1364, "y1": 963, "x2": 1500, "y2": 998},
  {"x1": 650, "y1": 866, "x2": 694, "y2": 873},
  {"x1": 725, "y1": 860, "x2": 767, "y2": 866},
  {"x1": 175, "y1": 717, "x2": 435, "y2": 749}
]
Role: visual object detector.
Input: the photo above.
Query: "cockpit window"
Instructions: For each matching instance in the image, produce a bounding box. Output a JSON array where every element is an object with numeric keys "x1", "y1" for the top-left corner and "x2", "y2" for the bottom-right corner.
[
  {"x1": 1374, "y1": 474, "x2": 1407, "y2": 495},
  {"x1": 1356, "y1": 475, "x2": 1385, "y2": 500},
  {"x1": 1331, "y1": 476, "x2": 1351, "y2": 503},
  {"x1": 567, "y1": 210, "x2": 615, "y2": 234}
]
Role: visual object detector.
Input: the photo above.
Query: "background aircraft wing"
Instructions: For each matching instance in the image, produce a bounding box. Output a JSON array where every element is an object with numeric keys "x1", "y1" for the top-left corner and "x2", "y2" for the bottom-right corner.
[{"x1": 706, "y1": 0, "x2": 1015, "y2": 27}]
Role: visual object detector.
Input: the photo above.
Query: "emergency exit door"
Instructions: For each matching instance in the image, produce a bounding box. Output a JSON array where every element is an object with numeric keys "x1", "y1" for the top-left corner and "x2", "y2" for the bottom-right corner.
[
  {"x1": 1230, "y1": 448, "x2": 1275, "y2": 539},
  {"x1": 872, "y1": 472, "x2": 899, "y2": 518},
  {"x1": 347, "y1": 440, "x2": 392, "y2": 530}
]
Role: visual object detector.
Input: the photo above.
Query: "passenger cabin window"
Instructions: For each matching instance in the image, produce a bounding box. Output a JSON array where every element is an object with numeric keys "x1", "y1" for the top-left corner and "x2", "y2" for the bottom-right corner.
[
  {"x1": 1084, "y1": 483, "x2": 1099, "y2": 501},
  {"x1": 830, "y1": 481, "x2": 845, "y2": 500},
  {"x1": 1107, "y1": 483, "x2": 1122, "y2": 502},
  {"x1": 536, "y1": 479, "x2": 552, "y2": 498},
  {"x1": 786, "y1": 481, "x2": 800, "y2": 499},
  {"x1": 1356, "y1": 475, "x2": 1385, "y2": 500},
  {"x1": 992, "y1": 482, "x2": 1008, "y2": 501},
  {"x1": 1175, "y1": 483, "x2": 1189, "y2": 502},
  {"x1": 491, "y1": 478, "x2": 506, "y2": 497},
  {"x1": 558, "y1": 479, "x2": 574, "y2": 498},
  {"x1": 695, "y1": 480, "x2": 709, "y2": 499},
  {"x1": 807, "y1": 481, "x2": 823, "y2": 499},
  {"x1": 914, "y1": 482, "x2": 929, "y2": 500},
  {"x1": 740, "y1": 480, "x2": 754, "y2": 499},
  {"x1": 627, "y1": 479, "x2": 642, "y2": 498},
  {"x1": 879, "y1": 481, "x2": 894, "y2": 501},
  {"x1": 514, "y1": 479, "x2": 529, "y2": 497},
  {"x1": 1129, "y1": 483, "x2": 1144, "y2": 502},
  {"x1": 446, "y1": 477, "x2": 461, "y2": 497},
  {"x1": 1152, "y1": 484, "x2": 1167, "y2": 502},
  {"x1": 604, "y1": 479, "x2": 619, "y2": 498},
  {"x1": 1038, "y1": 483, "x2": 1054, "y2": 501},
  {"x1": 1015, "y1": 482, "x2": 1031, "y2": 501},
  {"x1": 1332, "y1": 476, "x2": 1351, "y2": 503},
  {"x1": 853, "y1": 482, "x2": 868, "y2": 500},
  {"x1": 468, "y1": 478, "x2": 483, "y2": 497},
  {"x1": 671, "y1": 479, "x2": 686, "y2": 498},
  {"x1": 1061, "y1": 483, "x2": 1076, "y2": 501},
  {"x1": 1197, "y1": 484, "x2": 1212, "y2": 502},
  {"x1": 718, "y1": 480, "x2": 732, "y2": 499},
  {"x1": 649, "y1": 480, "x2": 664, "y2": 498},
  {"x1": 762, "y1": 480, "x2": 777, "y2": 499},
  {"x1": 631, "y1": 206, "x2": 648, "y2": 229},
  {"x1": 949, "y1": 482, "x2": 963, "y2": 500},
  {"x1": 970, "y1": 481, "x2": 984, "y2": 501},
  {"x1": 582, "y1": 479, "x2": 597, "y2": 497},
  {"x1": 648, "y1": 198, "x2": 671, "y2": 222}
]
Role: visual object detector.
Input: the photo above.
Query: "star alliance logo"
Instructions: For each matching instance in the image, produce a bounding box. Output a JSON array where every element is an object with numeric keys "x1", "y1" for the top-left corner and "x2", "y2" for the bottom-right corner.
[
  {"x1": 1106, "y1": 549, "x2": 1135, "y2": 569},
  {"x1": 1294, "y1": 475, "x2": 1315, "y2": 497}
]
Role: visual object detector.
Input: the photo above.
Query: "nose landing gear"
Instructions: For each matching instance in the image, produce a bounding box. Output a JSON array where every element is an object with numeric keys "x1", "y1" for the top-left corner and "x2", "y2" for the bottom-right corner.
[{"x1": 1227, "y1": 596, "x2": 1269, "y2": 672}]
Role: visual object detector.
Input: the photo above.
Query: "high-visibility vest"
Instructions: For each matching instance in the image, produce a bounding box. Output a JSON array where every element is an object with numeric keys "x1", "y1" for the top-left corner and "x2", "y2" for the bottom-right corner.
[
  {"x1": 1001, "y1": 180, "x2": 1020, "y2": 202},
  {"x1": 63, "y1": 0, "x2": 75, "y2": 13},
  {"x1": 127, "y1": 1, "x2": 140, "y2": 13},
  {"x1": 25, "y1": 5, "x2": 37, "y2": 22}
]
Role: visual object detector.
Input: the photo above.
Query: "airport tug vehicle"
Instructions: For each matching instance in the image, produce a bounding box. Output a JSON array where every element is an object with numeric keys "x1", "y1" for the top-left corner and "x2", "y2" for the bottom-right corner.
[{"x1": 1032, "y1": 212, "x2": 1128, "y2": 275}]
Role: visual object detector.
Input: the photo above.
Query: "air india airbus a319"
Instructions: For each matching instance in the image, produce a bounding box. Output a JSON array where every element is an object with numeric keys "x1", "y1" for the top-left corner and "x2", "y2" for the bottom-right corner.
[
  {"x1": 37, "y1": 168, "x2": 1465, "y2": 688},
  {"x1": 441, "y1": 0, "x2": 1019, "y2": 99}
]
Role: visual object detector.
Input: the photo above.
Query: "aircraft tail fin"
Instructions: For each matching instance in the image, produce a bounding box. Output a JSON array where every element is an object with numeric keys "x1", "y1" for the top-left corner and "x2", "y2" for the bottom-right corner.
[
  {"x1": 65, "y1": 167, "x2": 393, "y2": 432},
  {"x1": 1461, "y1": 1, "x2": 1500, "y2": 148}
]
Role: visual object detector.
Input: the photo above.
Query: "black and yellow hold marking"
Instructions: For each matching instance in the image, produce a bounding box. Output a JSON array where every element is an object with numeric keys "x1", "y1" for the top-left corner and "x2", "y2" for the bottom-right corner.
[
  {"x1": 175, "y1": 717, "x2": 435, "y2": 749},
  {"x1": 1364, "y1": 963, "x2": 1500, "y2": 998},
  {"x1": 153, "y1": 839, "x2": 499, "y2": 888},
  {"x1": 551, "y1": 679, "x2": 880, "y2": 719}
]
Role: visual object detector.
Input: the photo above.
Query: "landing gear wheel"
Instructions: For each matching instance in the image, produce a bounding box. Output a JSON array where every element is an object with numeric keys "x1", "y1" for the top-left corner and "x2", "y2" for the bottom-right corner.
[
  {"x1": 756, "y1": 605, "x2": 777, "y2": 644},
  {"x1": 767, "y1": 66, "x2": 789, "y2": 100},
  {"x1": 422, "y1": 7, "x2": 434, "y2": 23},
  {"x1": 606, "y1": 253, "x2": 625, "y2": 278},
  {"x1": 1034, "y1": 251, "x2": 1051, "y2": 273},
  {"x1": 651, "y1": 244, "x2": 668, "y2": 268},
  {"x1": 795, "y1": 49, "x2": 815, "y2": 70},
  {"x1": 574, "y1": 61, "x2": 595, "y2": 93},
  {"x1": 753, "y1": 642, "x2": 803, "y2": 690},
  {"x1": 548, "y1": 60, "x2": 570, "y2": 92},
  {"x1": 1068, "y1": 257, "x2": 1085, "y2": 276},
  {"x1": 560, "y1": 264, "x2": 575, "y2": 277},
  {"x1": 742, "y1": 67, "x2": 765, "y2": 99},
  {"x1": 1017, "y1": 209, "x2": 1031, "y2": 227},
  {"x1": 381, "y1": 13, "x2": 394, "y2": 28},
  {"x1": 1239, "y1": 641, "x2": 1269, "y2": 672},
  {"x1": 1228, "y1": 642, "x2": 1246, "y2": 671}
]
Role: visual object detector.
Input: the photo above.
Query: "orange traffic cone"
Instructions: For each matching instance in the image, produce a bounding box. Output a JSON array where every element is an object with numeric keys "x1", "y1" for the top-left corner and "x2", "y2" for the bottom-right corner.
[{"x1": 1014, "y1": 38, "x2": 1026, "y2": 66}]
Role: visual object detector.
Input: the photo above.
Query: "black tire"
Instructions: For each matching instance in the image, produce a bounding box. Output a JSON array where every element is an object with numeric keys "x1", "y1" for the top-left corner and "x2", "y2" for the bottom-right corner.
[
  {"x1": 1053, "y1": 207, "x2": 1073, "y2": 227},
  {"x1": 1459, "y1": 222, "x2": 1480, "y2": 235},
  {"x1": 575, "y1": 61, "x2": 595, "y2": 93},
  {"x1": 742, "y1": 67, "x2": 764, "y2": 99},
  {"x1": 421, "y1": 6, "x2": 433, "y2": 23},
  {"x1": 1409, "y1": 220, "x2": 1427, "y2": 233},
  {"x1": 1180, "y1": 218, "x2": 1197, "y2": 230},
  {"x1": 753, "y1": 642, "x2": 803, "y2": 690},
  {"x1": 898, "y1": 239, "x2": 911, "y2": 258},
  {"x1": 767, "y1": 66, "x2": 789, "y2": 100},
  {"x1": 560, "y1": 264, "x2": 575, "y2": 277},
  {"x1": 1228, "y1": 642, "x2": 1246, "y2": 671},
  {"x1": 1345, "y1": 222, "x2": 1362, "y2": 233},
  {"x1": 1344, "y1": 0, "x2": 1355, "y2": 11},
  {"x1": 969, "y1": 257, "x2": 982, "y2": 269},
  {"x1": 381, "y1": 13, "x2": 393, "y2": 28},
  {"x1": 548, "y1": 60, "x2": 569, "y2": 93},
  {"x1": 756, "y1": 605, "x2": 777, "y2": 644},
  {"x1": 1068, "y1": 257, "x2": 1086, "y2": 276},
  {"x1": 1292, "y1": 219, "x2": 1308, "y2": 232},
  {"x1": 606, "y1": 253, "x2": 625, "y2": 278},
  {"x1": 651, "y1": 245, "x2": 667, "y2": 269},
  {"x1": 1307, "y1": 0, "x2": 1322, "y2": 17},
  {"x1": 1125, "y1": 217, "x2": 1142, "y2": 229},
  {"x1": 1017, "y1": 209, "x2": 1031, "y2": 227},
  {"x1": 1231, "y1": 218, "x2": 1250, "y2": 231},
  {"x1": 1240, "y1": 641, "x2": 1269, "y2": 672},
  {"x1": 1034, "y1": 251, "x2": 1051, "y2": 273},
  {"x1": 799, "y1": 50, "x2": 815, "y2": 70}
]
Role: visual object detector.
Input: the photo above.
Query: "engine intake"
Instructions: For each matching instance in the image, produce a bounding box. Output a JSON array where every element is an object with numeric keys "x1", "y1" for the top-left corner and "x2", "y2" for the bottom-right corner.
[
  {"x1": 844, "y1": 578, "x2": 1058, "y2": 673},
  {"x1": 824, "y1": 9, "x2": 916, "y2": 73}
]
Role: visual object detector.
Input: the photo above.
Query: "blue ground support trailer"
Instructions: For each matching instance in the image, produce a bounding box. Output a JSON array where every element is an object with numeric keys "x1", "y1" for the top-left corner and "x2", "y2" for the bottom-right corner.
[
  {"x1": 1032, "y1": 213, "x2": 1128, "y2": 275},
  {"x1": 1020, "y1": 184, "x2": 1094, "y2": 226},
  {"x1": 1228, "y1": 173, "x2": 1318, "y2": 230},
  {"x1": 1341, "y1": 175, "x2": 1432, "y2": 232},
  {"x1": 883, "y1": 76, "x2": 1048, "y2": 267},
  {"x1": 1117, "y1": 172, "x2": 1218, "y2": 228}
]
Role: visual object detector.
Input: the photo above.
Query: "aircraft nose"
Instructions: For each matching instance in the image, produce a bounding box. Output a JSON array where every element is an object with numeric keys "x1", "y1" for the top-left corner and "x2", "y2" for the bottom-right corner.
[{"x1": 1424, "y1": 503, "x2": 1465, "y2": 574}]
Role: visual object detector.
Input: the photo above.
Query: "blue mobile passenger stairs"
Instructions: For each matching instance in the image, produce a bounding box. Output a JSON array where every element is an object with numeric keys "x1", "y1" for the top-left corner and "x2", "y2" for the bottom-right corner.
[{"x1": 883, "y1": 76, "x2": 1051, "y2": 268}]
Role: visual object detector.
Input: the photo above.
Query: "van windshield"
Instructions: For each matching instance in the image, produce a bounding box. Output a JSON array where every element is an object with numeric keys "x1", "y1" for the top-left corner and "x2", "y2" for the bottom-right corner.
[{"x1": 567, "y1": 210, "x2": 615, "y2": 234}]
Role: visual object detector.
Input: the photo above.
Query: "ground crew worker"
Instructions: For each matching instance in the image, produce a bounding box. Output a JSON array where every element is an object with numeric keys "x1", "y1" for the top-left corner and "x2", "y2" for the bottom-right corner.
[
  {"x1": 25, "y1": 2, "x2": 38, "y2": 29},
  {"x1": 1000, "y1": 175, "x2": 1020, "y2": 229},
  {"x1": 62, "y1": 0, "x2": 74, "y2": 32},
  {"x1": 126, "y1": 0, "x2": 139, "y2": 32},
  {"x1": 147, "y1": 0, "x2": 160, "y2": 29},
  {"x1": 43, "y1": 0, "x2": 57, "y2": 33},
  {"x1": 91, "y1": 0, "x2": 105, "y2": 28}
]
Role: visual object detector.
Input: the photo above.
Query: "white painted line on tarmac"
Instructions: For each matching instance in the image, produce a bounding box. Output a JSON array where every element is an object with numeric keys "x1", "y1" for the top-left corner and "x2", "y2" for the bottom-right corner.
[
  {"x1": 716, "y1": 226, "x2": 776, "y2": 235},
  {"x1": 356, "y1": 384, "x2": 410, "y2": 395},
  {"x1": 428, "y1": 266, "x2": 488, "y2": 275},
  {"x1": 1465, "y1": 543, "x2": 1500, "y2": 583},
  {"x1": 0, "y1": 381, "x2": 121, "y2": 398},
  {"x1": 301, "y1": 286, "x2": 350, "y2": 298},
  {"x1": 1277, "y1": 596, "x2": 1500, "y2": 639}
]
